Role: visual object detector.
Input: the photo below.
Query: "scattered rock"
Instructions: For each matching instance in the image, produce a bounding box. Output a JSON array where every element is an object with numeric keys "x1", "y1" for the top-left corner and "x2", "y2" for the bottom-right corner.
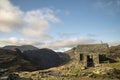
[
  {"x1": 8, "y1": 73, "x2": 33, "y2": 80},
  {"x1": 93, "y1": 67, "x2": 120, "y2": 79},
  {"x1": 93, "y1": 67, "x2": 113, "y2": 75},
  {"x1": 0, "y1": 69, "x2": 33, "y2": 80},
  {"x1": 81, "y1": 66, "x2": 86, "y2": 70}
]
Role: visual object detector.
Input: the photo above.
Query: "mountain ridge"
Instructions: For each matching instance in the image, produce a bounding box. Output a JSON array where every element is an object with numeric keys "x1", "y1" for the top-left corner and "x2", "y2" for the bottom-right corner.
[{"x1": 3, "y1": 45, "x2": 39, "y2": 51}]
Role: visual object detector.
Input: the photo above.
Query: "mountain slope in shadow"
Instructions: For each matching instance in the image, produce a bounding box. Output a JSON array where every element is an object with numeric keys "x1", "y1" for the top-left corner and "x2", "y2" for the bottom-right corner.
[{"x1": 22, "y1": 48, "x2": 61, "y2": 70}]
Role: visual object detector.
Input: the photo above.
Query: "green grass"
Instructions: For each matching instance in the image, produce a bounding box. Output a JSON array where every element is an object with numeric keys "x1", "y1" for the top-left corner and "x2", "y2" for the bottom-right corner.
[{"x1": 102, "y1": 62, "x2": 120, "y2": 68}]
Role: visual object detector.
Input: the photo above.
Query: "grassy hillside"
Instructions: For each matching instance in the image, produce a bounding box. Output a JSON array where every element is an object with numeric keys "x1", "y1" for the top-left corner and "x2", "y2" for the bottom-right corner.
[{"x1": 16, "y1": 60, "x2": 120, "y2": 80}]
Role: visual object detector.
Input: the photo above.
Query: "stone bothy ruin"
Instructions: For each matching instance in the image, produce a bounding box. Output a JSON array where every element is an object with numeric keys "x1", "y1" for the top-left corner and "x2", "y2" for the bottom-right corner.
[{"x1": 74, "y1": 43, "x2": 109, "y2": 67}]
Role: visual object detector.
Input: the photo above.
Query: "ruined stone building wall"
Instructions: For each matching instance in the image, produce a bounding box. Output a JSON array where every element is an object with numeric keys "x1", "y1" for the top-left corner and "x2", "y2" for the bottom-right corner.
[{"x1": 73, "y1": 43, "x2": 109, "y2": 67}]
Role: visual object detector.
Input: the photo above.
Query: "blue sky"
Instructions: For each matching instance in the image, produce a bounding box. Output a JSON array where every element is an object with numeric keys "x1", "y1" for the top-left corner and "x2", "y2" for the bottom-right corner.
[{"x1": 0, "y1": 0, "x2": 120, "y2": 51}]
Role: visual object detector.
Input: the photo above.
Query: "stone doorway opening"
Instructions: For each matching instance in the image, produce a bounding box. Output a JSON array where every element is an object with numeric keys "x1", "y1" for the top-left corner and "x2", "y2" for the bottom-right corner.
[{"x1": 87, "y1": 55, "x2": 94, "y2": 67}]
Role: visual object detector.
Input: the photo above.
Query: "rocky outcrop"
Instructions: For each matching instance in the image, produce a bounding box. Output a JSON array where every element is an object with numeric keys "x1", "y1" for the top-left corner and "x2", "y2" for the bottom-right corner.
[
  {"x1": 0, "y1": 48, "x2": 21, "y2": 71},
  {"x1": 64, "y1": 47, "x2": 76, "y2": 60},
  {"x1": 110, "y1": 45, "x2": 120, "y2": 53},
  {"x1": 0, "y1": 48, "x2": 38, "y2": 72},
  {"x1": 106, "y1": 45, "x2": 120, "y2": 61}
]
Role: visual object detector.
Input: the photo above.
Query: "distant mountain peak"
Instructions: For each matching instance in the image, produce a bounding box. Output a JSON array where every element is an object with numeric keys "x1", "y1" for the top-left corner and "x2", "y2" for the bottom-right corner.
[{"x1": 3, "y1": 45, "x2": 39, "y2": 51}]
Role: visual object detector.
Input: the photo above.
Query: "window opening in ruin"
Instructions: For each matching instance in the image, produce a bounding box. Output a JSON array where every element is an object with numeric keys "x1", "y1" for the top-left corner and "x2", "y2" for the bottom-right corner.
[
  {"x1": 99, "y1": 54, "x2": 107, "y2": 63},
  {"x1": 80, "y1": 54, "x2": 83, "y2": 61}
]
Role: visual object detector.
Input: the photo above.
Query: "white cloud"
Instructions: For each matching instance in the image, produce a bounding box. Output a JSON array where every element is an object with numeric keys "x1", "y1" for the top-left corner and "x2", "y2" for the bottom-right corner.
[
  {"x1": 94, "y1": 0, "x2": 120, "y2": 15},
  {"x1": 40, "y1": 38, "x2": 120, "y2": 51},
  {"x1": 117, "y1": 0, "x2": 120, "y2": 6},
  {"x1": 21, "y1": 8, "x2": 60, "y2": 39},
  {"x1": 0, "y1": 37, "x2": 44, "y2": 47},
  {"x1": 105, "y1": 40, "x2": 120, "y2": 46},
  {"x1": 9, "y1": 37, "x2": 18, "y2": 44},
  {"x1": 0, "y1": 0, "x2": 119, "y2": 51},
  {"x1": 41, "y1": 37, "x2": 97, "y2": 50},
  {"x1": 0, "y1": 37, "x2": 120, "y2": 51},
  {"x1": 0, "y1": 0, "x2": 60, "y2": 40},
  {"x1": 58, "y1": 32, "x2": 77, "y2": 39},
  {"x1": 95, "y1": 0, "x2": 112, "y2": 9},
  {"x1": 0, "y1": 0, "x2": 22, "y2": 32},
  {"x1": 86, "y1": 33, "x2": 97, "y2": 37}
]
